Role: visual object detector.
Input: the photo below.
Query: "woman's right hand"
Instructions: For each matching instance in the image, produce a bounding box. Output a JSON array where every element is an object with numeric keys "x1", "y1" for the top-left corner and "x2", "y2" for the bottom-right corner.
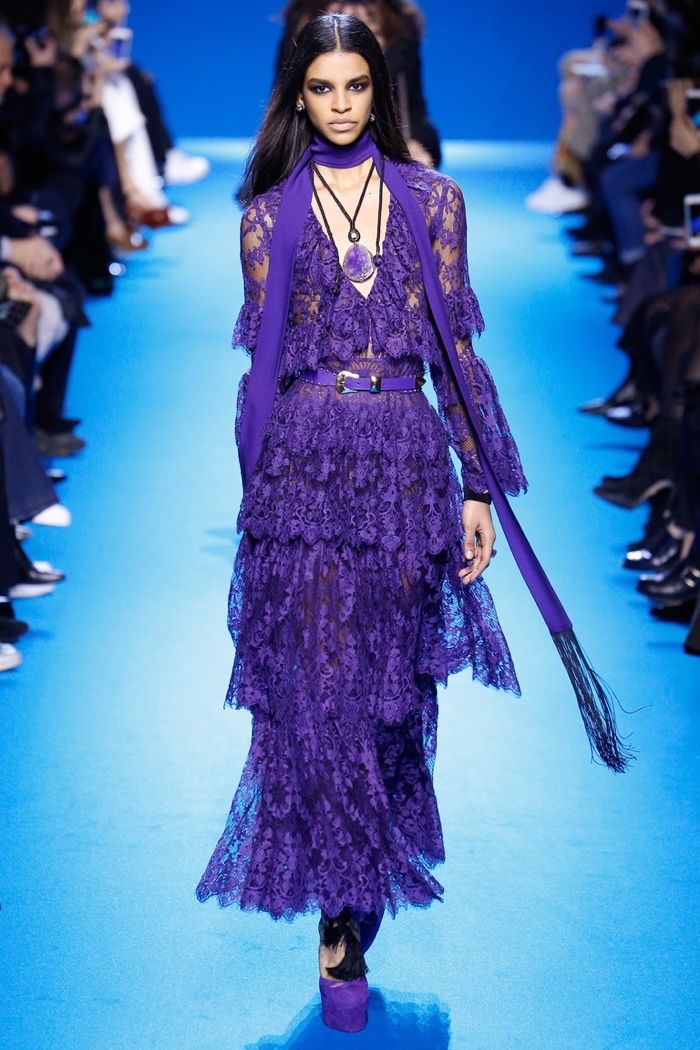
[{"x1": 458, "y1": 500, "x2": 496, "y2": 585}]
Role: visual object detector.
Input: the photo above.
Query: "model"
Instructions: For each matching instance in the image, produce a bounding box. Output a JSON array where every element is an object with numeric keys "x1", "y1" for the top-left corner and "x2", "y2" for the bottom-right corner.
[{"x1": 197, "y1": 13, "x2": 630, "y2": 1035}]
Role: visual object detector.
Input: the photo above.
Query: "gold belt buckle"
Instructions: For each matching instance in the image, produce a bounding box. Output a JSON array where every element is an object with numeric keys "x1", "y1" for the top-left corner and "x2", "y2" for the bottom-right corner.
[{"x1": 336, "y1": 370, "x2": 360, "y2": 394}]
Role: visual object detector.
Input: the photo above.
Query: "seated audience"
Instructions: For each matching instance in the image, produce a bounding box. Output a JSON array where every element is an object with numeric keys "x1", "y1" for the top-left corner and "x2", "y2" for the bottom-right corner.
[
  {"x1": 530, "y1": 1, "x2": 700, "y2": 656},
  {"x1": 0, "y1": 5, "x2": 210, "y2": 673}
]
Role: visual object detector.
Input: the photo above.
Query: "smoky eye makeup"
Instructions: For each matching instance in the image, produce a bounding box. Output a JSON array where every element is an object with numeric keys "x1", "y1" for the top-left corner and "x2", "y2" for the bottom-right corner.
[{"x1": 306, "y1": 77, "x2": 371, "y2": 93}]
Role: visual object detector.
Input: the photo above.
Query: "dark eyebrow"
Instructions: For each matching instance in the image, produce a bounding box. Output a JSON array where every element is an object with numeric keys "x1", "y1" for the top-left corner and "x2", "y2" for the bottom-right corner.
[{"x1": 306, "y1": 75, "x2": 371, "y2": 86}]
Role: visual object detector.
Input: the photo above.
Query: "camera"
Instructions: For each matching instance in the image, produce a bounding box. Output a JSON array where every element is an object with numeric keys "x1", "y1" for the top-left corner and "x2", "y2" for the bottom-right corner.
[{"x1": 108, "y1": 27, "x2": 133, "y2": 62}]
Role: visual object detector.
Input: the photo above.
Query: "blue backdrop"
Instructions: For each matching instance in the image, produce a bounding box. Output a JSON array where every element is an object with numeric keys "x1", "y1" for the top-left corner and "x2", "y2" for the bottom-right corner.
[{"x1": 129, "y1": 1, "x2": 608, "y2": 142}]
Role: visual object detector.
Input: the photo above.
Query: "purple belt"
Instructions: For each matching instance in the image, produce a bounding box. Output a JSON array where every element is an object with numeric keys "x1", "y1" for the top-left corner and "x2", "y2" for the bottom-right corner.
[{"x1": 299, "y1": 367, "x2": 426, "y2": 395}]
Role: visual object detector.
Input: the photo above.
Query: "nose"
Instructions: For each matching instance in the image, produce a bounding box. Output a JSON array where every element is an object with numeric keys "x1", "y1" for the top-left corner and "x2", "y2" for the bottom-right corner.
[{"x1": 332, "y1": 90, "x2": 351, "y2": 114}]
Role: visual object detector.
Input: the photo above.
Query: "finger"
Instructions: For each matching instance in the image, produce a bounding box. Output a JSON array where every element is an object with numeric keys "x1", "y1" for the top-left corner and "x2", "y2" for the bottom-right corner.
[{"x1": 459, "y1": 534, "x2": 496, "y2": 584}]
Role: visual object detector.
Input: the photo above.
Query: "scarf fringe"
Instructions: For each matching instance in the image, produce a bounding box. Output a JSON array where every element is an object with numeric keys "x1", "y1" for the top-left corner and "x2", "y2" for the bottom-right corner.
[{"x1": 552, "y1": 629, "x2": 634, "y2": 773}]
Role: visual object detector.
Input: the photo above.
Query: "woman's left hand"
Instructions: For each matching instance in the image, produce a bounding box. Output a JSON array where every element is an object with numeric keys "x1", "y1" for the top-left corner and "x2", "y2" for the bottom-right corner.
[{"x1": 458, "y1": 499, "x2": 496, "y2": 585}]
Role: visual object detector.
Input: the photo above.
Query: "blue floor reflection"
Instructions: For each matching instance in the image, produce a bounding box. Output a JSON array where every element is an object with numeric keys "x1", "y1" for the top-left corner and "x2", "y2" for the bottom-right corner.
[{"x1": 248, "y1": 990, "x2": 450, "y2": 1049}]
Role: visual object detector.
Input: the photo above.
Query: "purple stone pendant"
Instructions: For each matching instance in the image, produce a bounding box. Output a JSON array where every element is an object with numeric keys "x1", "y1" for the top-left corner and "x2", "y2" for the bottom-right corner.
[{"x1": 343, "y1": 243, "x2": 375, "y2": 283}]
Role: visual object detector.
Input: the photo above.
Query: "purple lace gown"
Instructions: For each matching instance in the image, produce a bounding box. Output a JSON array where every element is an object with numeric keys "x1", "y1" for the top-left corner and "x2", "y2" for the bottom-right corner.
[{"x1": 196, "y1": 164, "x2": 527, "y2": 921}]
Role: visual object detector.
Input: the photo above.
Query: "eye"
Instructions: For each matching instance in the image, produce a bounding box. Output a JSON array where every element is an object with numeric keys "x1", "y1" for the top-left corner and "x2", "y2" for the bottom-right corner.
[
  {"x1": 349, "y1": 81, "x2": 369, "y2": 92},
  {"x1": 309, "y1": 84, "x2": 330, "y2": 94}
]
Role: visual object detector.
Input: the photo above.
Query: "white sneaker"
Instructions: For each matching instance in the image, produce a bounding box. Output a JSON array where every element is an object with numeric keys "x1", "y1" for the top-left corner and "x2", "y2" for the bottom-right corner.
[
  {"x1": 164, "y1": 148, "x2": 211, "y2": 186},
  {"x1": 0, "y1": 643, "x2": 22, "y2": 671},
  {"x1": 525, "y1": 176, "x2": 590, "y2": 215},
  {"x1": 8, "y1": 581, "x2": 56, "y2": 599},
  {"x1": 31, "y1": 503, "x2": 72, "y2": 527}
]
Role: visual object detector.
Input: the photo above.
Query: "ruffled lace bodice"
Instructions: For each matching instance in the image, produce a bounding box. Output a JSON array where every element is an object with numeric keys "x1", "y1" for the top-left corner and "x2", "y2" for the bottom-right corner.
[{"x1": 233, "y1": 163, "x2": 526, "y2": 500}]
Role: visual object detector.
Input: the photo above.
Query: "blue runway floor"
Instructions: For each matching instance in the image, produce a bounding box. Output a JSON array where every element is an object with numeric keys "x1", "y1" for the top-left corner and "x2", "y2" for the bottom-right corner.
[{"x1": 1, "y1": 143, "x2": 699, "y2": 1049}]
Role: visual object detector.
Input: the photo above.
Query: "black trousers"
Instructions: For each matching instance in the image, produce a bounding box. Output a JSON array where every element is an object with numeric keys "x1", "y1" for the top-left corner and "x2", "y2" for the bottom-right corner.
[{"x1": 0, "y1": 373, "x2": 57, "y2": 523}]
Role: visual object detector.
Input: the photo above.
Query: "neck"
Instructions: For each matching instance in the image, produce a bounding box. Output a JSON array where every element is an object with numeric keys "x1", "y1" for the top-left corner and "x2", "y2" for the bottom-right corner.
[{"x1": 311, "y1": 128, "x2": 376, "y2": 169}]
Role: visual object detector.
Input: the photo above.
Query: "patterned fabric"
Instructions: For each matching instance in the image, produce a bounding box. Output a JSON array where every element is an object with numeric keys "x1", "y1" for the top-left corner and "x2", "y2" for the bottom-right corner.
[{"x1": 197, "y1": 164, "x2": 524, "y2": 921}]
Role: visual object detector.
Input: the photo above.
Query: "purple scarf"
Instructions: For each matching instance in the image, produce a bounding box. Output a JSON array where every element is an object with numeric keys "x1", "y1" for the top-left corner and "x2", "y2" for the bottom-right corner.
[{"x1": 237, "y1": 130, "x2": 632, "y2": 772}]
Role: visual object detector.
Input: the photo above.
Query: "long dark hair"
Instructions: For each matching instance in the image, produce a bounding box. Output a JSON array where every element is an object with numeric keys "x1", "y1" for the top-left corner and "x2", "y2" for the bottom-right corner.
[{"x1": 239, "y1": 13, "x2": 411, "y2": 205}]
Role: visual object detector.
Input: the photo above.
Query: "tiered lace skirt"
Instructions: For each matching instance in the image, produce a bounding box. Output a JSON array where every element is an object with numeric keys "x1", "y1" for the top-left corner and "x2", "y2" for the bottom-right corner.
[{"x1": 196, "y1": 358, "x2": 519, "y2": 920}]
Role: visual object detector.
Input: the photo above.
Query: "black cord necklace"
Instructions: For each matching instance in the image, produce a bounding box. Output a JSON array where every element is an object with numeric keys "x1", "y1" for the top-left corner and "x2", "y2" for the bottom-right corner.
[{"x1": 310, "y1": 156, "x2": 385, "y2": 284}]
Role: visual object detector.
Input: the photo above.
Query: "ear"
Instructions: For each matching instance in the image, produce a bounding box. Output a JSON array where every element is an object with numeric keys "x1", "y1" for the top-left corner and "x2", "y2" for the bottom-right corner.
[{"x1": 296, "y1": 94, "x2": 304, "y2": 110}]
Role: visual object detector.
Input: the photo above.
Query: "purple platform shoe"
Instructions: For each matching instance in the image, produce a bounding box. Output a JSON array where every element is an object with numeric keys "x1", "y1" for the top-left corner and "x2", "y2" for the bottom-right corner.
[
  {"x1": 319, "y1": 975, "x2": 369, "y2": 1032},
  {"x1": 319, "y1": 908, "x2": 372, "y2": 1032}
]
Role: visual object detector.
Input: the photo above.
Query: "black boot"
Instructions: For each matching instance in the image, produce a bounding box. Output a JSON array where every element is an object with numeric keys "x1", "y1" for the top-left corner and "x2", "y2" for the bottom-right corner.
[{"x1": 594, "y1": 420, "x2": 679, "y2": 509}]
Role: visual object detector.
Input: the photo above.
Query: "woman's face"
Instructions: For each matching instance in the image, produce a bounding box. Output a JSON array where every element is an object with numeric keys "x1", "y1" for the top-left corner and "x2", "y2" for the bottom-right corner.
[{"x1": 298, "y1": 50, "x2": 373, "y2": 146}]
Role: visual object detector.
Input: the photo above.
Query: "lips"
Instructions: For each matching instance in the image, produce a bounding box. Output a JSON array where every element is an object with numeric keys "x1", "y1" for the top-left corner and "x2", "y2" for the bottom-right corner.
[{"x1": 329, "y1": 121, "x2": 356, "y2": 129}]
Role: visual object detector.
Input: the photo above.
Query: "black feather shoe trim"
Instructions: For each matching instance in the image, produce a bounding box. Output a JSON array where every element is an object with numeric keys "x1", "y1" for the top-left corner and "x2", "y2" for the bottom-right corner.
[{"x1": 319, "y1": 908, "x2": 368, "y2": 981}]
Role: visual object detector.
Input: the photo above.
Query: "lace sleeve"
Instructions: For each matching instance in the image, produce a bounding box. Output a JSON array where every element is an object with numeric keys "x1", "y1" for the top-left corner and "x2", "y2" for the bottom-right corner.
[
  {"x1": 233, "y1": 194, "x2": 279, "y2": 446},
  {"x1": 427, "y1": 176, "x2": 527, "y2": 498},
  {"x1": 232, "y1": 197, "x2": 274, "y2": 355}
]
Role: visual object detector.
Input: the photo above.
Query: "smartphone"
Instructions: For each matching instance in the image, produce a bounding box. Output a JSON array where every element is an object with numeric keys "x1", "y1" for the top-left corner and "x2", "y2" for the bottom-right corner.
[
  {"x1": 686, "y1": 89, "x2": 700, "y2": 129},
  {"x1": 109, "y1": 27, "x2": 133, "y2": 62},
  {"x1": 684, "y1": 194, "x2": 700, "y2": 249},
  {"x1": 627, "y1": 0, "x2": 650, "y2": 24}
]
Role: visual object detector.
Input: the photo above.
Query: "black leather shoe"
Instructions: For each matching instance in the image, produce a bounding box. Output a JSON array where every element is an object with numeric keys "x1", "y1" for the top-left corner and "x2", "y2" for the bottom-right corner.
[
  {"x1": 0, "y1": 603, "x2": 29, "y2": 642},
  {"x1": 582, "y1": 259, "x2": 629, "y2": 285},
  {"x1": 579, "y1": 378, "x2": 641, "y2": 418},
  {"x1": 19, "y1": 563, "x2": 65, "y2": 584},
  {"x1": 637, "y1": 561, "x2": 700, "y2": 607},
  {"x1": 571, "y1": 239, "x2": 612, "y2": 258},
  {"x1": 650, "y1": 600, "x2": 695, "y2": 624},
  {"x1": 594, "y1": 477, "x2": 674, "y2": 509},
  {"x1": 34, "y1": 429, "x2": 86, "y2": 458},
  {"x1": 623, "y1": 529, "x2": 683, "y2": 572},
  {"x1": 579, "y1": 395, "x2": 615, "y2": 416},
  {"x1": 604, "y1": 399, "x2": 657, "y2": 428},
  {"x1": 35, "y1": 416, "x2": 82, "y2": 435},
  {"x1": 14, "y1": 542, "x2": 66, "y2": 584}
]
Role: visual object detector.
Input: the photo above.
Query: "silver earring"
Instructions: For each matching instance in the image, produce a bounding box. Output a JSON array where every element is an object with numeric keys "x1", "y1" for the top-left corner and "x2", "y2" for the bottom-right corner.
[
  {"x1": 296, "y1": 102, "x2": 304, "y2": 113},
  {"x1": 369, "y1": 112, "x2": 376, "y2": 122}
]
